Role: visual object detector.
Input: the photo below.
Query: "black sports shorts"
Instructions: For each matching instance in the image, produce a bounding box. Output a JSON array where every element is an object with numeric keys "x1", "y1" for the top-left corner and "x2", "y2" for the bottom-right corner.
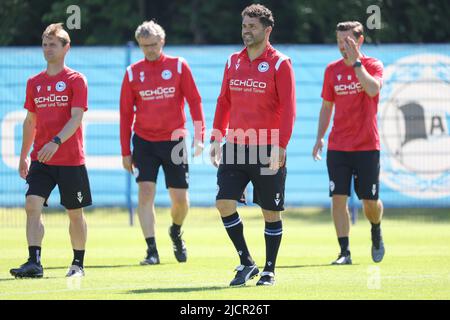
[{"x1": 326, "y1": 150, "x2": 380, "y2": 200}]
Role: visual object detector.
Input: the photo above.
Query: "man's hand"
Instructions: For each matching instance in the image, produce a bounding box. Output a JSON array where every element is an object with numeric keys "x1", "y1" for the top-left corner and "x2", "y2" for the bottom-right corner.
[
  {"x1": 18, "y1": 157, "x2": 30, "y2": 179},
  {"x1": 312, "y1": 138, "x2": 324, "y2": 161},
  {"x1": 37, "y1": 141, "x2": 59, "y2": 163},
  {"x1": 344, "y1": 36, "x2": 360, "y2": 65},
  {"x1": 122, "y1": 155, "x2": 134, "y2": 174},
  {"x1": 269, "y1": 145, "x2": 286, "y2": 171},
  {"x1": 192, "y1": 139, "x2": 204, "y2": 158},
  {"x1": 209, "y1": 141, "x2": 222, "y2": 168}
]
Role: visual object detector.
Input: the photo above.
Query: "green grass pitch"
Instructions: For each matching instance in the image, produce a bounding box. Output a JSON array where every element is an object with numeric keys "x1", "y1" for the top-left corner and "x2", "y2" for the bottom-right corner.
[{"x1": 0, "y1": 207, "x2": 449, "y2": 300}]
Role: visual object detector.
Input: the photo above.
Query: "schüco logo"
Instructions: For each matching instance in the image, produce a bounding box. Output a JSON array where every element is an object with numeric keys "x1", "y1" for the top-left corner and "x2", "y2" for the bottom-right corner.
[
  {"x1": 379, "y1": 53, "x2": 450, "y2": 199},
  {"x1": 139, "y1": 87, "x2": 175, "y2": 97},
  {"x1": 34, "y1": 94, "x2": 69, "y2": 104},
  {"x1": 229, "y1": 79, "x2": 267, "y2": 89},
  {"x1": 334, "y1": 82, "x2": 362, "y2": 92}
]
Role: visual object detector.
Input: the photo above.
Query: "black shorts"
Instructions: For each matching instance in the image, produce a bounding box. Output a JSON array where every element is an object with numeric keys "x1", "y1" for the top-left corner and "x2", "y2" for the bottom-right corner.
[
  {"x1": 216, "y1": 143, "x2": 287, "y2": 211},
  {"x1": 26, "y1": 161, "x2": 92, "y2": 209},
  {"x1": 326, "y1": 150, "x2": 380, "y2": 200},
  {"x1": 132, "y1": 134, "x2": 189, "y2": 189}
]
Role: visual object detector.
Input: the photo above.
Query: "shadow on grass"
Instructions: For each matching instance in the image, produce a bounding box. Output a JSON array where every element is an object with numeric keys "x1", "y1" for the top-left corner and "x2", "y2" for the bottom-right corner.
[
  {"x1": 270, "y1": 207, "x2": 450, "y2": 223},
  {"x1": 128, "y1": 285, "x2": 233, "y2": 294},
  {"x1": 44, "y1": 263, "x2": 174, "y2": 270},
  {"x1": 277, "y1": 263, "x2": 359, "y2": 269},
  {"x1": 0, "y1": 276, "x2": 58, "y2": 282}
]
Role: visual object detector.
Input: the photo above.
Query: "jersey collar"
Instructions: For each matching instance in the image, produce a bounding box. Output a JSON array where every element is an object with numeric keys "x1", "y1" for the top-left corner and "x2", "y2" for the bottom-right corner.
[
  {"x1": 144, "y1": 53, "x2": 166, "y2": 65},
  {"x1": 239, "y1": 43, "x2": 274, "y2": 62}
]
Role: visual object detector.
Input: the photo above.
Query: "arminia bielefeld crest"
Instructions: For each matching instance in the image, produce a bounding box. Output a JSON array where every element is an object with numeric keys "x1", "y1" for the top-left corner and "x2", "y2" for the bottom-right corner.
[{"x1": 379, "y1": 54, "x2": 450, "y2": 199}]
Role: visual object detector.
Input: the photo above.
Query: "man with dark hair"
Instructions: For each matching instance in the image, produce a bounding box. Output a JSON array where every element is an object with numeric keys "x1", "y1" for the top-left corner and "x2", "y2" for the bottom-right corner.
[
  {"x1": 210, "y1": 4, "x2": 296, "y2": 286},
  {"x1": 312, "y1": 21, "x2": 385, "y2": 265},
  {"x1": 11, "y1": 23, "x2": 91, "y2": 278}
]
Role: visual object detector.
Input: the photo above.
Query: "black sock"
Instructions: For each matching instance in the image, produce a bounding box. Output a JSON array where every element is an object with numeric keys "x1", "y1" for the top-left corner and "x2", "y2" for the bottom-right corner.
[
  {"x1": 170, "y1": 223, "x2": 181, "y2": 236},
  {"x1": 28, "y1": 246, "x2": 41, "y2": 264},
  {"x1": 371, "y1": 222, "x2": 382, "y2": 248},
  {"x1": 222, "y1": 212, "x2": 254, "y2": 266},
  {"x1": 145, "y1": 237, "x2": 157, "y2": 252},
  {"x1": 338, "y1": 237, "x2": 350, "y2": 256},
  {"x1": 264, "y1": 221, "x2": 283, "y2": 273},
  {"x1": 72, "y1": 250, "x2": 85, "y2": 268},
  {"x1": 371, "y1": 222, "x2": 381, "y2": 232}
]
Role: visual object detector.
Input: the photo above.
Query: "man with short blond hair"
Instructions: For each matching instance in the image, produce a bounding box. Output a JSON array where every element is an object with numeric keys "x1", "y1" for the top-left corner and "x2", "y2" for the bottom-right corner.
[
  {"x1": 313, "y1": 21, "x2": 385, "y2": 265},
  {"x1": 10, "y1": 23, "x2": 91, "y2": 278},
  {"x1": 120, "y1": 20, "x2": 205, "y2": 265}
]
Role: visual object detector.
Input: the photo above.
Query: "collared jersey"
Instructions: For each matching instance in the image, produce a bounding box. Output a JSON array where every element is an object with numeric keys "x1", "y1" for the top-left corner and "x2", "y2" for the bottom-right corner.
[
  {"x1": 24, "y1": 67, "x2": 88, "y2": 166},
  {"x1": 120, "y1": 54, "x2": 205, "y2": 156},
  {"x1": 321, "y1": 56, "x2": 383, "y2": 151},
  {"x1": 212, "y1": 44, "x2": 296, "y2": 149}
]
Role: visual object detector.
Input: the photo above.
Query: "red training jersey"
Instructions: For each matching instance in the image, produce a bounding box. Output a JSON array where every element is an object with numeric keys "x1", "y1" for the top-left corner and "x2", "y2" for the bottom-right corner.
[
  {"x1": 120, "y1": 54, "x2": 205, "y2": 156},
  {"x1": 321, "y1": 56, "x2": 383, "y2": 151},
  {"x1": 212, "y1": 44, "x2": 296, "y2": 149},
  {"x1": 24, "y1": 66, "x2": 88, "y2": 166}
]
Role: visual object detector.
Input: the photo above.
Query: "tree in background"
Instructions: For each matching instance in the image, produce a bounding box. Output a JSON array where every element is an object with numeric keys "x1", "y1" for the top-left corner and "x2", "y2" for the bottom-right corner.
[{"x1": 1, "y1": 0, "x2": 448, "y2": 45}]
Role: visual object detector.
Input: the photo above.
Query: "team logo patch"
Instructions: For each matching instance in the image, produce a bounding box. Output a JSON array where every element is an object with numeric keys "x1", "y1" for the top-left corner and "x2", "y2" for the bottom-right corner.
[
  {"x1": 258, "y1": 62, "x2": 269, "y2": 72},
  {"x1": 329, "y1": 181, "x2": 335, "y2": 192},
  {"x1": 274, "y1": 193, "x2": 281, "y2": 206},
  {"x1": 161, "y1": 70, "x2": 172, "y2": 80},
  {"x1": 37, "y1": 85, "x2": 41, "y2": 93},
  {"x1": 140, "y1": 71, "x2": 145, "y2": 82},
  {"x1": 372, "y1": 184, "x2": 377, "y2": 196},
  {"x1": 77, "y1": 191, "x2": 83, "y2": 203},
  {"x1": 55, "y1": 81, "x2": 66, "y2": 92}
]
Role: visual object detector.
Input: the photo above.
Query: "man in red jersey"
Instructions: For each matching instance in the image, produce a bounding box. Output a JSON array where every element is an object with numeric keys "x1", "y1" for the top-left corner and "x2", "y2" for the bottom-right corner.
[
  {"x1": 210, "y1": 4, "x2": 296, "y2": 287},
  {"x1": 120, "y1": 21, "x2": 205, "y2": 265},
  {"x1": 312, "y1": 21, "x2": 385, "y2": 265},
  {"x1": 10, "y1": 23, "x2": 91, "y2": 279}
]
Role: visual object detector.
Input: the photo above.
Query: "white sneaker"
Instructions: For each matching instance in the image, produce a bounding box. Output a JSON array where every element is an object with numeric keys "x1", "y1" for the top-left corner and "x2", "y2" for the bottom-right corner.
[{"x1": 66, "y1": 265, "x2": 85, "y2": 277}]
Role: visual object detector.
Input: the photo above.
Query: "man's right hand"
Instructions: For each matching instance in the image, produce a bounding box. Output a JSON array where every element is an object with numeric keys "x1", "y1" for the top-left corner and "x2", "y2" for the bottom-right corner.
[
  {"x1": 209, "y1": 141, "x2": 222, "y2": 168},
  {"x1": 122, "y1": 155, "x2": 134, "y2": 174},
  {"x1": 19, "y1": 157, "x2": 30, "y2": 180},
  {"x1": 312, "y1": 138, "x2": 324, "y2": 161}
]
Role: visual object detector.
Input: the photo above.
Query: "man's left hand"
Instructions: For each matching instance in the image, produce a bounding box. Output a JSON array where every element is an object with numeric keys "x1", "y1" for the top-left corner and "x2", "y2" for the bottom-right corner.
[
  {"x1": 269, "y1": 145, "x2": 286, "y2": 171},
  {"x1": 37, "y1": 141, "x2": 59, "y2": 163},
  {"x1": 344, "y1": 36, "x2": 360, "y2": 65},
  {"x1": 192, "y1": 139, "x2": 204, "y2": 158}
]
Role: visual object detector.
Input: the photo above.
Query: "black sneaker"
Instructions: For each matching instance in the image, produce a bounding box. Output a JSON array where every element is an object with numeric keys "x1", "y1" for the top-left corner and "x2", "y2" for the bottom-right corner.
[
  {"x1": 256, "y1": 271, "x2": 275, "y2": 286},
  {"x1": 331, "y1": 252, "x2": 352, "y2": 265},
  {"x1": 169, "y1": 228, "x2": 187, "y2": 263},
  {"x1": 140, "y1": 248, "x2": 160, "y2": 265},
  {"x1": 371, "y1": 227, "x2": 385, "y2": 263},
  {"x1": 229, "y1": 264, "x2": 259, "y2": 287},
  {"x1": 10, "y1": 260, "x2": 43, "y2": 278}
]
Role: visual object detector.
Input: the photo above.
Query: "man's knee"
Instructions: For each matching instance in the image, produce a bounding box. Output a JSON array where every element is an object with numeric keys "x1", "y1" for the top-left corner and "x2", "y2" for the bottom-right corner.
[
  {"x1": 170, "y1": 189, "x2": 189, "y2": 209},
  {"x1": 68, "y1": 209, "x2": 85, "y2": 222},
  {"x1": 262, "y1": 209, "x2": 281, "y2": 222},
  {"x1": 25, "y1": 196, "x2": 44, "y2": 216},
  {"x1": 332, "y1": 195, "x2": 349, "y2": 213},
  {"x1": 363, "y1": 199, "x2": 380, "y2": 214},
  {"x1": 172, "y1": 196, "x2": 189, "y2": 210},
  {"x1": 216, "y1": 200, "x2": 236, "y2": 216},
  {"x1": 138, "y1": 182, "x2": 156, "y2": 198},
  {"x1": 139, "y1": 182, "x2": 156, "y2": 193}
]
